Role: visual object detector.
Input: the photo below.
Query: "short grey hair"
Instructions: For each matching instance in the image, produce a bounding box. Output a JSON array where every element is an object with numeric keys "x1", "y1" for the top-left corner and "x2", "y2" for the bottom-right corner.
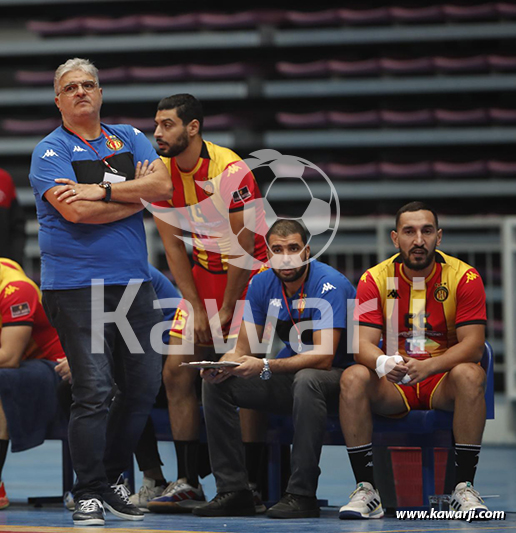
[{"x1": 54, "y1": 58, "x2": 99, "y2": 95}]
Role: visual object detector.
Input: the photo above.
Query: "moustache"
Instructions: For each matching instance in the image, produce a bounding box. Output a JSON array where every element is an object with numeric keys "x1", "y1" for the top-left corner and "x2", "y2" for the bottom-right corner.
[{"x1": 410, "y1": 246, "x2": 427, "y2": 254}]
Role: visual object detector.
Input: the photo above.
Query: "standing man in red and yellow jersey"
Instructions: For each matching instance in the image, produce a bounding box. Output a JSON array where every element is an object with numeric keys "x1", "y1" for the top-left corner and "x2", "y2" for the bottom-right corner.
[
  {"x1": 147, "y1": 94, "x2": 268, "y2": 511},
  {"x1": 0, "y1": 258, "x2": 70, "y2": 509},
  {"x1": 338, "y1": 201, "x2": 490, "y2": 520}
]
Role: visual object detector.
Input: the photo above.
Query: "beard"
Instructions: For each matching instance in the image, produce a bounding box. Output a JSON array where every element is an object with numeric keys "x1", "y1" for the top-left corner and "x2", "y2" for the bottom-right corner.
[
  {"x1": 400, "y1": 246, "x2": 436, "y2": 271},
  {"x1": 156, "y1": 128, "x2": 189, "y2": 158}
]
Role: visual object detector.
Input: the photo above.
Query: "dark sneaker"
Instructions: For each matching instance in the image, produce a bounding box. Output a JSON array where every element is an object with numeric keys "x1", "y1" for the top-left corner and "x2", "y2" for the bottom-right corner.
[
  {"x1": 72, "y1": 497, "x2": 105, "y2": 526},
  {"x1": 250, "y1": 483, "x2": 266, "y2": 514},
  {"x1": 266, "y1": 492, "x2": 320, "y2": 519},
  {"x1": 102, "y1": 479, "x2": 144, "y2": 521},
  {"x1": 192, "y1": 489, "x2": 256, "y2": 517}
]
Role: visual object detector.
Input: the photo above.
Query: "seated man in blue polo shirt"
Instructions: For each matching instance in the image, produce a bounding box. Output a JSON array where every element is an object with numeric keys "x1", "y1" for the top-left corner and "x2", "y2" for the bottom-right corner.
[{"x1": 193, "y1": 219, "x2": 356, "y2": 519}]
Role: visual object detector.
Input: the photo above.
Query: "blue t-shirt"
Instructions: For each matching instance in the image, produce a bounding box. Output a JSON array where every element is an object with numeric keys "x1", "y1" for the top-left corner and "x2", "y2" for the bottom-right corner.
[
  {"x1": 148, "y1": 264, "x2": 180, "y2": 345},
  {"x1": 243, "y1": 259, "x2": 356, "y2": 368},
  {"x1": 29, "y1": 123, "x2": 160, "y2": 290}
]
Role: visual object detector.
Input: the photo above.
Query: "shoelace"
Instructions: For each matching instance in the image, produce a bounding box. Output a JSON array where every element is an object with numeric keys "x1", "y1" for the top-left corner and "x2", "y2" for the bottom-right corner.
[
  {"x1": 112, "y1": 483, "x2": 131, "y2": 504},
  {"x1": 349, "y1": 484, "x2": 371, "y2": 502},
  {"x1": 459, "y1": 485, "x2": 484, "y2": 503},
  {"x1": 79, "y1": 498, "x2": 103, "y2": 513},
  {"x1": 162, "y1": 480, "x2": 182, "y2": 496}
]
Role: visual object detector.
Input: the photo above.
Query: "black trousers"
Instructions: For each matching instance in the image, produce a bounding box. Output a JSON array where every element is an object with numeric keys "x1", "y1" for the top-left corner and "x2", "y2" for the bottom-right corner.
[{"x1": 202, "y1": 367, "x2": 342, "y2": 497}]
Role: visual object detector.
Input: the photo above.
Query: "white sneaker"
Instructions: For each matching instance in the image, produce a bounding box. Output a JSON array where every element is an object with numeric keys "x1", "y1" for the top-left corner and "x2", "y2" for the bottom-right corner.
[
  {"x1": 450, "y1": 482, "x2": 489, "y2": 518},
  {"x1": 129, "y1": 477, "x2": 166, "y2": 512},
  {"x1": 339, "y1": 482, "x2": 384, "y2": 519},
  {"x1": 147, "y1": 478, "x2": 206, "y2": 514}
]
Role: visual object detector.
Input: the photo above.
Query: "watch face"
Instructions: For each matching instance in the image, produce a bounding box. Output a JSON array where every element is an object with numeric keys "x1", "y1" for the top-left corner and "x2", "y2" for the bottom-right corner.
[{"x1": 260, "y1": 369, "x2": 272, "y2": 380}]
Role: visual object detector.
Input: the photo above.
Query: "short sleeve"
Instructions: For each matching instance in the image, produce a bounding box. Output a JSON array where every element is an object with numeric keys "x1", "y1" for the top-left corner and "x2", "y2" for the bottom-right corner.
[
  {"x1": 218, "y1": 160, "x2": 260, "y2": 213},
  {"x1": 456, "y1": 268, "x2": 487, "y2": 327},
  {"x1": 30, "y1": 140, "x2": 75, "y2": 199},
  {"x1": 354, "y1": 271, "x2": 383, "y2": 329},
  {"x1": 0, "y1": 281, "x2": 39, "y2": 326},
  {"x1": 130, "y1": 127, "x2": 160, "y2": 166},
  {"x1": 312, "y1": 277, "x2": 355, "y2": 331}
]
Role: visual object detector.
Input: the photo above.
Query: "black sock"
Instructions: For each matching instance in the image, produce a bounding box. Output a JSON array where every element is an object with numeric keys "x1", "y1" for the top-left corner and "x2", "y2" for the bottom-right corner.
[
  {"x1": 0, "y1": 440, "x2": 7, "y2": 480},
  {"x1": 174, "y1": 440, "x2": 199, "y2": 488},
  {"x1": 455, "y1": 443, "x2": 481, "y2": 485},
  {"x1": 244, "y1": 442, "x2": 267, "y2": 494},
  {"x1": 347, "y1": 443, "x2": 375, "y2": 488}
]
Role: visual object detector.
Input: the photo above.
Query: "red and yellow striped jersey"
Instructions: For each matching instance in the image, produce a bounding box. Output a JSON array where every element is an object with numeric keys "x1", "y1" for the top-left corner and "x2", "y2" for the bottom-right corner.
[
  {"x1": 154, "y1": 141, "x2": 267, "y2": 273},
  {"x1": 355, "y1": 251, "x2": 486, "y2": 359}
]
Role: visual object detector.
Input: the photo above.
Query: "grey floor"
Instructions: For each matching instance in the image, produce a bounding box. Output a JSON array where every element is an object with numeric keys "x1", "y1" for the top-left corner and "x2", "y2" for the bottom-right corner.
[{"x1": 0, "y1": 442, "x2": 513, "y2": 531}]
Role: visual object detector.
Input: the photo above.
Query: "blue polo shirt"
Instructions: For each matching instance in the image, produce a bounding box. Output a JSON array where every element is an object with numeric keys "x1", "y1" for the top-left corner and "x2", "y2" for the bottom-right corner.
[
  {"x1": 29, "y1": 123, "x2": 160, "y2": 290},
  {"x1": 243, "y1": 259, "x2": 356, "y2": 368}
]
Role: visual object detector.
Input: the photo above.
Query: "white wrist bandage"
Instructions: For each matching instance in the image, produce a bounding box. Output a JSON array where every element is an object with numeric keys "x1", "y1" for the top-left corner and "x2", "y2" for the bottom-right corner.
[{"x1": 375, "y1": 354, "x2": 411, "y2": 384}]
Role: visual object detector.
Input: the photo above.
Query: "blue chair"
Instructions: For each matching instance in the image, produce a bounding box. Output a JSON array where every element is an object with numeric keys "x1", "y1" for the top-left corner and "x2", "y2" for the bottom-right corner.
[{"x1": 266, "y1": 341, "x2": 495, "y2": 508}]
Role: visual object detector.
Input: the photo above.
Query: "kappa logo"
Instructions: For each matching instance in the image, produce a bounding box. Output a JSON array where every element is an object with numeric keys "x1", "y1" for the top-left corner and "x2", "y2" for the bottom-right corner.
[
  {"x1": 73, "y1": 145, "x2": 87, "y2": 153},
  {"x1": 466, "y1": 271, "x2": 479, "y2": 283},
  {"x1": 321, "y1": 282, "x2": 336, "y2": 294},
  {"x1": 133, "y1": 128, "x2": 142, "y2": 136},
  {"x1": 226, "y1": 164, "x2": 241, "y2": 176},
  {"x1": 270, "y1": 298, "x2": 282, "y2": 308},
  {"x1": 4, "y1": 285, "x2": 19, "y2": 297},
  {"x1": 42, "y1": 149, "x2": 58, "y2": 158}
]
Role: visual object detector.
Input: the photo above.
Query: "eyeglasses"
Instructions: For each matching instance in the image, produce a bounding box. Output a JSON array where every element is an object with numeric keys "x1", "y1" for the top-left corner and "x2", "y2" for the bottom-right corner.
[{"x1": 57, "y1": 80, "x2": 98, "y2": 96}]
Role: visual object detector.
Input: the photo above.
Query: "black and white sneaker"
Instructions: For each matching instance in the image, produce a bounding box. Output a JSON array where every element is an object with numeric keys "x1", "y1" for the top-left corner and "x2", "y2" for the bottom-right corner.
[
  {"x1": 72, "y1": 497, "x2": 105, "y2": 526},
  {"x1": 102, "y1": 477, "x2": 144, "y2": 521}
]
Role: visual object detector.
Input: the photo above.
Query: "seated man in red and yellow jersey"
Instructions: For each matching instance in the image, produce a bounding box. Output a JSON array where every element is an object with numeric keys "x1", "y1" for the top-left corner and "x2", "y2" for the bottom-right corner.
[
  {"x1": 0, "y1": 258, "x2": 69, "y2": 509},
  {"x1": 147, "y1": 94, "x2": 268, "y2": 511},
  {"x1": 338, "y1": 202, "x2": 490, "y2": 520}
]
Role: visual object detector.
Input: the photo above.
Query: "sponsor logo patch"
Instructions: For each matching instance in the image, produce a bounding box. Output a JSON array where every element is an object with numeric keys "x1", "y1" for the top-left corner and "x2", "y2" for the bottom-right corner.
[
  {"x1": 231, "y1": 185, "x2": 251, "y2": 203},
  {"x1": 10, "y1": 302, "x2": 30, "y2": 318}
]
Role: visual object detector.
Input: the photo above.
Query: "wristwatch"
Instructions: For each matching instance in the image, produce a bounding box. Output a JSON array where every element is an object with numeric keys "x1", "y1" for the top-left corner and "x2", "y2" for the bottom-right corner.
[
  {"x1": 99, "y1": 181, "x2": 112, "y2": 203},
  {"x1": 259, "y1": 358, "x2": 272, "y2": 380}
]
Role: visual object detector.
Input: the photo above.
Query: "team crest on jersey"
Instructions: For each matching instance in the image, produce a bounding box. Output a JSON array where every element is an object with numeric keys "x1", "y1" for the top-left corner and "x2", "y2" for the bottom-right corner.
[
  {"x1": 297, "y1": 293, "x2": 307, "y2": 314},
  {"x1": 10, "y1": 302, "x2": 30, "y2": 318},
  {"x1": 434, "y1": 285, "x2": 449, "y2": 302},
  {"x1": 202, "y1": 180, "x2": 215, "y2": 197},
  {"x1": 105, "y1": 135, "x2": 124, "y2": 151},
  {"x1": 4, "y1": 285, "x2": 19, "y2": 297}
]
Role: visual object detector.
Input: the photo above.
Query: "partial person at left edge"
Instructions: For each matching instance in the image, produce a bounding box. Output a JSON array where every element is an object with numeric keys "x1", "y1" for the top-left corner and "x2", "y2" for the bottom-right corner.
[
  {"x1": 0, "y1": 168, "x2": 26, "y2": 265},
  {"x1": 0, "y1": 257, "x2": 70, "y2": 511},
  {"x1": 28, "y1": 57, "x2": 172, "y2": 527}
]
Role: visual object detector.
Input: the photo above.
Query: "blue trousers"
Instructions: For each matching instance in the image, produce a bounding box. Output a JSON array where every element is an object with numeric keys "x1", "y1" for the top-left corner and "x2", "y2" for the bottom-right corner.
[{"x1": 43, "y1": 282, "x2": 163, "y2": 499}]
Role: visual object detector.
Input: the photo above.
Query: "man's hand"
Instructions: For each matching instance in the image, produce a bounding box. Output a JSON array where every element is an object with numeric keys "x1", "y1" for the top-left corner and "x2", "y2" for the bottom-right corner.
[
  {"x1": 192, "y1": 306, "x2": 212, "y2": 345},
  {"x1": 385, "y1": 360, "x2": 410, "y2": 383},
  {"x1": 55, "y1": 357, "x2": 72, "y2": 383},
  {"x1": 229, "y1": 355, "x2": 263, "y2": 379},
  {"x1": 54, "y1": 179, "x2": 105, "y2": 203},
  {"x1": 134, "y1": 159, "x2": 154, "y2": 180},
  {"x1": 402, "y1": 356, "x2": 433, "y2": 386},
  {"x1": 200, "y1": 367, "x2": 232, "y2": 384},
  {"x1": 208, "y1": 306, "x2": 233, "y2": 340}
]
